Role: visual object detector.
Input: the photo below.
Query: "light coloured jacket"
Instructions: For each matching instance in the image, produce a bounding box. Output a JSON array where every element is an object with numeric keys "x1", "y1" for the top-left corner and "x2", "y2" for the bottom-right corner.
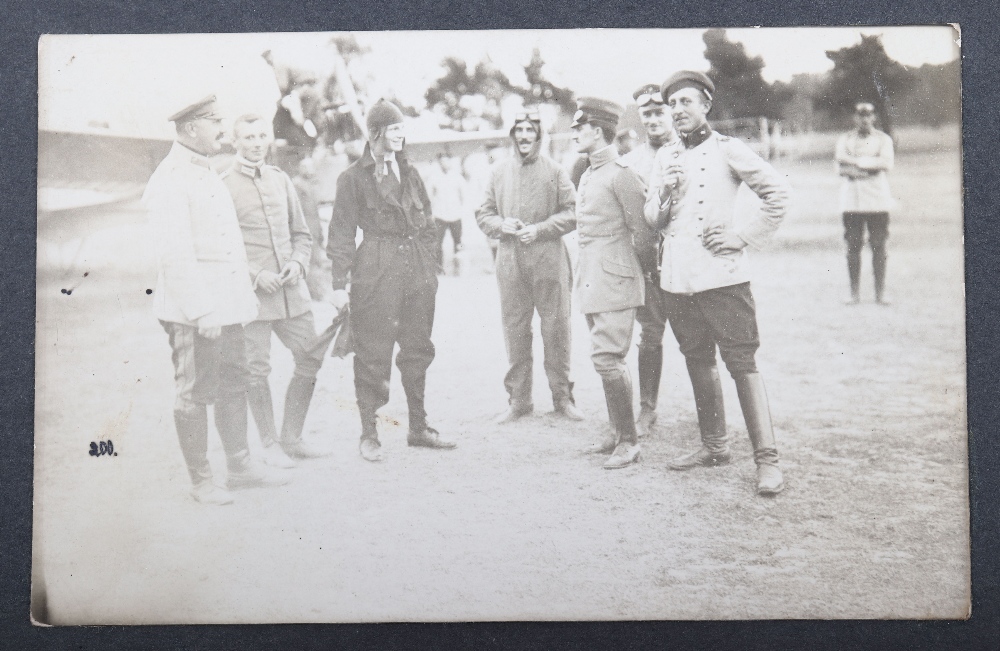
[
  {"x1": 644, "y1": 127, "x2": 791, "y2": 294},
  {"x1": 575, "y1": 145, "x2": 651, "y2": 314},
  {"x1": 221, "y1": 159, "x2": 313, "y2": 321},
  {"x1": 143, "y1": 142, "x2": 258, "y2": 326},
  {"x1": 835, "y1": 128, "x2": 894, "y2": 213}
]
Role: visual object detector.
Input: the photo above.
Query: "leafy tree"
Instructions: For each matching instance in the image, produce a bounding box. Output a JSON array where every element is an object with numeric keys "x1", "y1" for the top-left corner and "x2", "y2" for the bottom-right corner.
[
  {"x1": 425, "y1": 56, "x2": 518, "y2": 130},
  {"x1": 818, "y1": 34, "x2": 915, "y2": 137},
  {"x1": 702, "y1": 29, "x2": 783, "y2": 121},
  {"x1": 520, "y1": 47, "x2": 575, "y2": 113}
]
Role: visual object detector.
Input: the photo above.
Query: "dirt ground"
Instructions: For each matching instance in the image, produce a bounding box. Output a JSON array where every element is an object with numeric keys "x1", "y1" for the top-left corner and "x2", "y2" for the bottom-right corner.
[{"x1": 32, "y1": 148, "x2": 968, "y2": 623}]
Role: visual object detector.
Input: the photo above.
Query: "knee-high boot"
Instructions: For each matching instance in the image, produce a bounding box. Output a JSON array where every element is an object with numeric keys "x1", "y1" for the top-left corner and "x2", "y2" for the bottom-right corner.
[
  {"x1": 668, "y1": 362, "x2": 731, "y2": 470},
  {"x1": 603, "y1": 373, "x2": 641, "y2": 469},
  {"x1": 636, "y1": 343, "x2": 663, "y2": 436},
  {"x1": 734, "y1": 372, "x2": 784, "y2": 495},
  {"x1": 583, "y1": 379, "x2": 619, "y2": 454},
  {"x1": 246, "y1": 380, "x2": 278, "y2": 445},
  {"x1": 174, "y1": 406, "x2": 212, "y2": 485},
  {"x1": 280, "y1": 375, "x2": 330, "y2": 459}
]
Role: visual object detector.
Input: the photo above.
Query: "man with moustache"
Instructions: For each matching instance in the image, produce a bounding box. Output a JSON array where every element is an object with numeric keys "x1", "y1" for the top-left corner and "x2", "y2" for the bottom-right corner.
[
  {"x1": 476, "y1": 109, "x2": 582, "y2": 423},
  {"x1": 144, "y1": 95, "x2": 288, "y2": 505},
  {"x1": 619, "y1": 84, "x2": 680, "y2": 437},
  {"x1": 645, "y1": 71, "x2": 791, "y2": 495},
  {"x1": 327, "y1": 99, "x2": 456, "y2": 462},
  {"x1": 221, "y1": 114, "x2": 330, "y2": 467},
  {"x1": 571, "y1": 97, "x2": 655, "y2": 470}
]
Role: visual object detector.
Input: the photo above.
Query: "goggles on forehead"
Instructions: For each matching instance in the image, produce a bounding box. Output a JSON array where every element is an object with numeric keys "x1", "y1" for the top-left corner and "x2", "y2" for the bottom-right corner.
[
  {"x1": 635, "y1": 91, "x2": 664, "y2": 106},
  {"x1": 855, "y1": 103, "x2": 875, "y2": 115},
  {"x1": 514, "y1": 109, "x2": 541, "y2": 123}
]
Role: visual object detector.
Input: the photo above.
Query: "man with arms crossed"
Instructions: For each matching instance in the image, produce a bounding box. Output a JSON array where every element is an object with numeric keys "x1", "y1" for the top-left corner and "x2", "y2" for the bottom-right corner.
[
  {"x1": 476, "y1": 109, "x2": 583, "y2": 423},
  {"x1": 645, "y1": 71, "x2": 791, "y2": 495},
  {"x1": 144, "y1": 95, "x2": 288, "y2": 505},
  {"x1": 619, "y1": 83, "x2": 680, "y2": 437},
  {"x1": 221, "y1": 114, "x2": 330, "y2": 466},
  {"x1": 571, "y1": 97, "x2": 655, "y2": 470}
]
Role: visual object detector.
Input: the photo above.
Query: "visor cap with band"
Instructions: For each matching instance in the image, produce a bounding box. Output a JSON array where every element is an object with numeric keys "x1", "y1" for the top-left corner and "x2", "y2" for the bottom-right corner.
[
  {"x1": 661, "y1": 71, "x2": 716, "y2": 102},
  {"x1": 168, "y1": 95, "x2": 222, "y2": 123},
  {"x1": 571, "y1": 96, "x2": 624, "y2": 130},
  {"x1": 633, "y1": 83, "x2": 664, "y2": 107}
]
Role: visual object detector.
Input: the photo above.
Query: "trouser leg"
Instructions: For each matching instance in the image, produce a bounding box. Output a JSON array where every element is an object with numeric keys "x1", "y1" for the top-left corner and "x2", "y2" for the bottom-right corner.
[
  {"x1": 636, "y1": 283, "x2": 667, "y2": 412},
  {"x1": 843, "y1": 213, "x2": 865, "y2": 299},
  {"x1": 532, "y1": 247, "x2": 573, "y2": 405},
  {"x1": 497, "y1": 245, "x2": 535, "y2": 409},
  {"x1": 351, "y1": 275, "x2": 403, "y2": 436},
  {"x1": 868, "y1": 213, "x2": 890, "y2": 301},
  {"x1": 396, "y1": 277, "x2": 438, "y2": 433},
  {"x1": 271, "y1": 311, "x2": 325, "y2": 444},
  {"x1": 586, "y1": 309, "x2": 638, "y2": 444},
  {"x1": 211, "y1": 325, "x2": 252, "y2": 470}
]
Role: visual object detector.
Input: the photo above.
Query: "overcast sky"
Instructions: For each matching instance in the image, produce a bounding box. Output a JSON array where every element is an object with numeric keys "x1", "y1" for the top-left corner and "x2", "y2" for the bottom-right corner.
[{"x1": 39, "y1": 27, "x2": 960, "y2": 138}]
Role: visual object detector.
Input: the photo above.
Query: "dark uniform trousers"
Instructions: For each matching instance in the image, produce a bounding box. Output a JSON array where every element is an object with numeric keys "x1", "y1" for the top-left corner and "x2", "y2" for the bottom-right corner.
[
  {"x1": 843, "y1": 211, "x2": 889, "y2": 295},
  {"x1": 635, "y1": 273, "x2": 669, "y2": 411},
  {"x1": 662, "y1": 282, "x2": 760, "y2": 377},
  {"x1": 496, "y1": 239, "x2": 573, "y2": 408},
  {"x1": 351, "y1": 236, "x2": 438, "y2": 431},
  {"x1": 160, "y1": 321, "x2": 251, "y2": 480}
]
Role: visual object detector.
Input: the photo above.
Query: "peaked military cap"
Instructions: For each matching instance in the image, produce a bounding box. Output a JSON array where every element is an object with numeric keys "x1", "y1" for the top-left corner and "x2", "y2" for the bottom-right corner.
[
  {"x1": 632, "y1": 83, "x2": 664, "y2": 106},
  {"x1": 571, "y1": 97, "x2": 624, "y2": 129},
  {"x1": 661, "y1": 71, "x2": 716, "y2": 102},
  {"x1": 168, "y1": 95, "x2": 222, "y2": 123}
]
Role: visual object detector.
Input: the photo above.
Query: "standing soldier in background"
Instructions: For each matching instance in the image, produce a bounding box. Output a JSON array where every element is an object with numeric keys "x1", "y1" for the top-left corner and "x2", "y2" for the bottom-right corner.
[
  {"x1": 428, "y1": 153, "x2": 466, "y2": 275},
  {"x1": 571, "y1": 97, "x2": 654, "y2": 469},
  {"x1": 327, "y1": 99, "x2": 457, "y2": 462},
  {"x1": 619, "y1": 83, "x2": 680, "y2": 437},
  {"x1": 145, "y1": 95, "x2": 288, "y2": 505},
  {"x1": 292, "y1": 157, "x2": 334, "y2": 302},
  {"x1": 476, "y1": 109, "x2": 583, "y2": 424},
  {"x1": 222, "y1": 114, "x2": 330, "y2": 465},
  {"x1": 835, "y1": 101, "x2": 895, "y2": 305},
  {"x1": 645, "y1": 71, "x2": 791, "y2": 495}
]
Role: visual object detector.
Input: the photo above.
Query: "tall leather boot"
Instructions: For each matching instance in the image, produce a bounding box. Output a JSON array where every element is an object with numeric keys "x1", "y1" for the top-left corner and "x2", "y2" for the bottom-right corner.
[
  {"x1": 668, "y1": 362, "x2": 731, "y2": 470},
  {"x1": 583, "y1": 381, "x2": 618, "y2": 454},
  {"x1": 734, "y1": 372, "x2": 783, "y2": 495},
  {"x1": 603, "y1": 373, "x2": 641, "y2": 469},
  {"x1": 636, "y1": 344, "x2": 663, "y2": 437},
  {"x1": 359, "y1": 407, "x2": 384, "y2": 462},
  {"x1": 247, "y1": 380, "x2": 295, "y2": 468},
  {"x1": 280, "y1": 376, "x2": 330, "y2": 459},
  {"x1": 174, "y1": 406, "x2": 233, "y2": 504},
  {"x1": 215, "y1": 393, "x2": 290, "y2": 490}
]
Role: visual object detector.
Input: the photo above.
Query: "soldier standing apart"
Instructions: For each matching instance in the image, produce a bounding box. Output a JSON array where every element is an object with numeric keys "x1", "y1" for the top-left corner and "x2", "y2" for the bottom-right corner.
[
  {"x1": 645, "y1": 72, "x2": 791, "y2": 495},
  {"x1": 144, "y1": 95, "x2": 289, "y2": 505},
  {"x1": 428, "y1": 154, "x2": 466, "y2": 275},
  {"x1": 476, "y1": 109, "x2": 583, "y2": 423},
  {"x1": 222, "y1": 114, "x2": 330, "y2": 466},
  {"x1": 619, "y1": 84, "x2": 680, "y2": 437},
  {"x1": 571, "y1": 98, "x2": 655, "y2": 470},
  {"x1": 835, "y1": 101, "x2": 895, "y2": 305},
  {"x1": 327, "y1": 99, "x2": 457, "y2": 462}
]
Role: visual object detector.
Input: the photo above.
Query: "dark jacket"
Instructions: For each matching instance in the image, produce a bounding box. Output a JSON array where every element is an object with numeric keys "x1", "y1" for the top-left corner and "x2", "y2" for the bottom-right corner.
[{"x1": 327, "y1": 143, "x2": 437, "y2": 292}]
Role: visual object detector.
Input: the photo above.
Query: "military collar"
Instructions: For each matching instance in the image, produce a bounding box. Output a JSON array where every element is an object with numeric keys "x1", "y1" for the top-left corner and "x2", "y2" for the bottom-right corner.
[
  {"x1": 234, "y1": 155, "x2": 264, "y2": 178},
  {"x1": 172, "y1": 141, "x2": 213, "y2": 170},
  {"x1": 588, "y1": 144, "x2": 619, "y2": 169},
  {"x1": 680, "y1": 122, "x2": 712, "y2": 149}
]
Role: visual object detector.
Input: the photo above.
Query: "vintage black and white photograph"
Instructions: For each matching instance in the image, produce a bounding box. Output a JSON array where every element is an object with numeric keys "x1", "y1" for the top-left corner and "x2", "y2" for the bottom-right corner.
[{"x1": 33, "y1": 26, "x2": 967, "y2": 624}]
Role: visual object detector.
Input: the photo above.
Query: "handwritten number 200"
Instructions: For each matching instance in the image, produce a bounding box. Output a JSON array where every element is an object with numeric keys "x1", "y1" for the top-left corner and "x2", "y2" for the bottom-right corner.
[{"x1": 89, "y1": 440, "x2": 116, "y2": 457}]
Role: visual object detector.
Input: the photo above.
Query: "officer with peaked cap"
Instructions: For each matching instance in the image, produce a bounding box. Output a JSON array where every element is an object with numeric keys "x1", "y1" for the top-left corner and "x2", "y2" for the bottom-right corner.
[
  {"x1": 571, "y1": 97, "x2": 657, "y2": 469},
  {"x1": 476, "y1": 108, "x2": 582, "y2": 424},
  {"x1": 327, "y1": 99, "x2": 457, "y2": 462},
  {"x1": 644, "y1": 71, "x2": 791, "y2": 495},
  {"x1": 144, "y1": 95, "x2": 289, "y2": 504},
  {"x1": 619, "y1": 83, "x2": 681, "y2": 438}
]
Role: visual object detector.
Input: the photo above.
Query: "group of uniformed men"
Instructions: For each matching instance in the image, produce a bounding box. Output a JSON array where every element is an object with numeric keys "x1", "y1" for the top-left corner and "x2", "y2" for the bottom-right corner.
[{"x1": 145, "y1": 69, "x2": 793, "y2": 506}]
